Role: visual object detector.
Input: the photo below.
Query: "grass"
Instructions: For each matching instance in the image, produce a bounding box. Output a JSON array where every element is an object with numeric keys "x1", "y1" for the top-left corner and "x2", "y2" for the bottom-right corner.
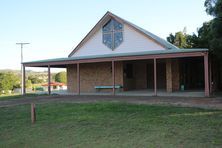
[
  {"x1": 0, "y1": 93, "x2": 49, "y2": 101},
  {"x1": 0, "y1": 102, "x2": 222, "y2": 148}
]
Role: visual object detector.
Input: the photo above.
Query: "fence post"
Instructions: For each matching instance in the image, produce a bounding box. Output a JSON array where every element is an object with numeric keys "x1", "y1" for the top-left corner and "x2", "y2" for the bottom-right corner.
[{"x1": 31, "y1": 103, "x2": 36, "y2": 124}]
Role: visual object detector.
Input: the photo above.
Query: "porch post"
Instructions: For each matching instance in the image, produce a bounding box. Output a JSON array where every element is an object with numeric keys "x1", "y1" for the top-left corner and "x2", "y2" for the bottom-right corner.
[
  {"x1": 48, "y1": 65, "x2": 51, "y2": 95},
  {"x1": 204, "y1": 53, "x2": 210, "y2": 97},
  {"x1": 154, "y1": 58, "x2": 157, "y2": 96},
  {"x1": 209, "y1": 58, "x2": 212, "y2": 94},
  {"x1": 22, "y1": 65, "x2": 26, "y2": 95},
  {"x1": 77, "y1": 63, "x2": 80, "y2": 95},
  {"x1": 112, "y1": 61, "x2": 115, "y2": 95}
]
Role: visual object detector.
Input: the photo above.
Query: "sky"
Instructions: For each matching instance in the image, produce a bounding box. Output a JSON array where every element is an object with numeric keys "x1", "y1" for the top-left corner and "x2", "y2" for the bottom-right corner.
[{"x1": 0, "y1": 0, "x2": 212, "y2": 71}]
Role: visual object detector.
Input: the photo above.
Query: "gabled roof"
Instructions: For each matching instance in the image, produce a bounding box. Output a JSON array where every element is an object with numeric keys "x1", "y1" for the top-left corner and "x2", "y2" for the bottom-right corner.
[{"x1": 68, "y1": 11, "x2": 178, "y2": 57}]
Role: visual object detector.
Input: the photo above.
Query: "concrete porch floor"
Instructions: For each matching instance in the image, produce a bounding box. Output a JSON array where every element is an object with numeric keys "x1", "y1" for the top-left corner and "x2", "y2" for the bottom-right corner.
[
  {"x1": 51, "y1": 89, "x2": 205, "y2": 97},
  {"x1": 117, "y1": 89, "x2": 205, "y2": 97}
]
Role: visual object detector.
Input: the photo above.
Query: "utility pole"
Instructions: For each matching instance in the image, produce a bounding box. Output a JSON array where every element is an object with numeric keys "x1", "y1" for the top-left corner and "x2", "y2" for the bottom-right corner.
[{"x1": 16, "y1": 42, "x2": 30, "y2": 95}]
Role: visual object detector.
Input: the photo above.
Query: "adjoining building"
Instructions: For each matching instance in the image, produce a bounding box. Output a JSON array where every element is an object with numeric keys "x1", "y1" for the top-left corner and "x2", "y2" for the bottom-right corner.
[
  {"x1": 23, "y1": 12, "x2": 210, "y2": 97},
  {"x1": 41, "y1": 82, "x2": 67, "y2": 91}
]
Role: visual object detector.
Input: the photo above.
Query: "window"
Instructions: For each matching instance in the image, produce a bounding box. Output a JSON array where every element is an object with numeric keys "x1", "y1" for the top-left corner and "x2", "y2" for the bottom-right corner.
[{"x1": 102, "y1": 19, "x2": 123, "y2": 50}]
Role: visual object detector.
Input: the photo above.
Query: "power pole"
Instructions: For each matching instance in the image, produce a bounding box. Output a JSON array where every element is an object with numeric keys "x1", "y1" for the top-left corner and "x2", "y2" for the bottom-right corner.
[{"x1": 16, "y1": 42, "x2": 30, "y2": 95}]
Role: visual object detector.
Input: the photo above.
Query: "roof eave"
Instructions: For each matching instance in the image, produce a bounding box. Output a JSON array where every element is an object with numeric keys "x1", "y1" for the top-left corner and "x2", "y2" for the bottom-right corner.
[{"x1": 24, "y1": 49, "x2": 208, "y2": 67}]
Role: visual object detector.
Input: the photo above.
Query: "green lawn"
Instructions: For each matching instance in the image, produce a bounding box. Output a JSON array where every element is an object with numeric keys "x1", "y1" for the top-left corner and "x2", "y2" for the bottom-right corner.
[
  {"x1": 0, "y1": 93, "x2": 49, "y2": 101},
  {"x1": 0, "y1": 102, "x2": 222, "y2": 148}
]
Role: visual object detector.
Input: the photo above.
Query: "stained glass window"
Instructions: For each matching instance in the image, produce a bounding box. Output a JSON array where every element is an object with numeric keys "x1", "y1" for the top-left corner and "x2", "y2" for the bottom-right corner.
[
  {"x1": 103, "y1": 33, "x2": 112, "y2": 49},
  {"x1": 102, "y1": 19, "x2": 123, "y2": 50}
]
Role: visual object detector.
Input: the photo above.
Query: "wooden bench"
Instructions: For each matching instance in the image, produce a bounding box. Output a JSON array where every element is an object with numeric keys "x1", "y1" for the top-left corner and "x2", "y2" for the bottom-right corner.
[{"x1": 94, "y1": 85, "x2": 122, "y2": 92}]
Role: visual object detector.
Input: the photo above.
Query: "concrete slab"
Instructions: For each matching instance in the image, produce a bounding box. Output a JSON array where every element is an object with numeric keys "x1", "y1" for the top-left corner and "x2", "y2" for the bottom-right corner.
[{"x1": 51, "y1": 89, "x2": 205, "y2": 97}]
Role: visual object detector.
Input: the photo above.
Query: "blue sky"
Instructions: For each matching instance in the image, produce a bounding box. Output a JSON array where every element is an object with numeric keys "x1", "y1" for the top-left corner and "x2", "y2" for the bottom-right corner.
[{"x1": 0, "y1": 0, "x2": 212, "y2": 71}]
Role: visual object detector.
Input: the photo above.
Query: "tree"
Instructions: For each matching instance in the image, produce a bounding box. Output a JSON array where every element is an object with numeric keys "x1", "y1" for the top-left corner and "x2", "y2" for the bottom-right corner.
[
  {"x1": 196, "y1": 21, "x2": 212, "y2": 49},
  {"x1": 167, "y1": 31, "x2": 196, "y2": 48},
  {"x1": 51, "y1": 73, "x2": 56, "y2": 82},
  {"x1": 175, "y1": 32, "x2": 188, "y2": 48},
  {"x1": 28, "y1": 75, "x2": 44, "y2": 84},
  {"x1": 26, "y1": 80, "x2": 32, "y2": 89},
  {"x1": 166, "y1": 33, "x2": 175, "y2": 44},
  {"x1": 186, "y1": 33, "x2": 199, "y2": 48},
  {"x1": 55, "y1": 72, "x2": 67, "y2": 84},
  {"x1": 205, "y1": 0, "x2": 222, "y2": 17},
  {"x1": 0, "y1": 72, "x2": 20, "y2": 94},
  {"x1": 204, "y1": 0, "x2": 222, "y2": 60}
]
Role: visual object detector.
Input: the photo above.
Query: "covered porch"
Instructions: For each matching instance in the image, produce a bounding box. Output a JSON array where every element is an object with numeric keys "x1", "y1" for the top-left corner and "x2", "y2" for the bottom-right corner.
[{"x1": 22, "y1": 49, "x2": 210, "y2": 97}]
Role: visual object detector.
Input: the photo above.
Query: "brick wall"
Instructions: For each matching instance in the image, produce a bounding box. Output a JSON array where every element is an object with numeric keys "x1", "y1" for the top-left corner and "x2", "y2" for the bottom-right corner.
[
  {"x1": 123, "y1": 60, "x2": 166, "y2": 90},
  {"x1": 166, "y1": 59, "x2": 180, "y2": 92},
  {"x1": 166, "y1": 59, "x2": 172, "y2": 92},
  {"x1": 67, "y1": 60, "x2": 178, "y2": 93},
  {"x1": 67, "y1": 64, "x2": 77, "y2": 93},
  {"x1": 172, "y1": 59, "x2": 180, "y2": 91},
  {"x1": 123, "y1": 61, "x2": 148, "y2": 90},
  {"x1": 67, "y1": 61, "x2": 123, "y2": 93},
  {"x1": 135, "y1": 62, "x2": 147, "y2": 89}
]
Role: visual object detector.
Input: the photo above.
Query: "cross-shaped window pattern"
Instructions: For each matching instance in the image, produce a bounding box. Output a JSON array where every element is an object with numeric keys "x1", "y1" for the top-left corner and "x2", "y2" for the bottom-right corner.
[{"x1": 102, "y1": 19, "x2": 123, "y2": 50}]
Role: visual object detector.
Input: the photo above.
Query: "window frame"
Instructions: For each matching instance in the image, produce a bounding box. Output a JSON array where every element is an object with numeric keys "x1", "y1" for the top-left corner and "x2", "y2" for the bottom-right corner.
[{"x1": 102, "y1": 19, "x2": 124, "y2": 50}]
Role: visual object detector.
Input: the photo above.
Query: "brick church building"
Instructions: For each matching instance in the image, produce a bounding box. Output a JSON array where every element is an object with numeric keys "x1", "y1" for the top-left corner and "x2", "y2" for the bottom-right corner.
[{"x1": 23, "y1": 12, "x2": 210, "y2": 97}]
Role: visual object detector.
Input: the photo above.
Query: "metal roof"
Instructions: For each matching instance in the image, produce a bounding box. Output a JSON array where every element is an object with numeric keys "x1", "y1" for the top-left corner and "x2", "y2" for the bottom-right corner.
[{"x1": 23, "y1": 48, "x2": 208, "y2": 64}]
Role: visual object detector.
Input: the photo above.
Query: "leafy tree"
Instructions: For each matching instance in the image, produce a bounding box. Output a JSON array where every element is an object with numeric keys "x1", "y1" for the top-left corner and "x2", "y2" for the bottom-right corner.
[
  {"x1": 174, "y1": 32, "x2": 188, "y2": 48},
  {"x1": 205, "y1": 0, "x2": 222, "y2": 17},
  {"x1": 167, "y1": 23, "x2": 212, "y2": 50},
  {"x1": 196, "y1": 22, "x2": 212, "y2": 49},
  {"x1": 166, "y1": 33, "x2": 175, "y2": 44},
  {"x1": 28, "y1": 75, "x2": 44, "y2": 84},
  {"x1": 186, "y1": 33, "x2": 199, "y2": 48},
  {"x1": 55, "y1": 72, "x2": 67, "y2": 84},
  {"x1": 167, "y1": 31, "x2": 196, "y2": 48},
  {"x1": 26, "y1": 80, "x2": 32, "y2": 89},
  {"x1": 51, "y1": 73, "x2": 56, "y2": 82},
  {"x1": 204, "y1": 0, "x2": 222, "y2": 60},
  {"x1": 0, "y1": 73, "x2": 20, "y2": 94}
]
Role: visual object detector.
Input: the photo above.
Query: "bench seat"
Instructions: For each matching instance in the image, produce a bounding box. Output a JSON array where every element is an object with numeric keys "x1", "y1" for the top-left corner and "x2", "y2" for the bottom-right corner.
[{"x1": 94, "y1": 85, "x2": 122, "y2": 89}]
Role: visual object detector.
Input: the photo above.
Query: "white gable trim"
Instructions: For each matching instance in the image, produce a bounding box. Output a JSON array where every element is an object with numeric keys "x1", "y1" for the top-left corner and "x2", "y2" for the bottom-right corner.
[
  {"x1": 68, "y1": 12, "x2": 169, "y2": 57},
  {"x1": 71, "y1": 24, "x2": 165, "y2": 57}
]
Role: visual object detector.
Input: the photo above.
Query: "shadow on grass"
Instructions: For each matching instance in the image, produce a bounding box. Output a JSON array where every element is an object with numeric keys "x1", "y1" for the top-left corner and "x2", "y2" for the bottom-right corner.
[{"x1": 0, "y1": 93, "x2": 50, "y2": 101}]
